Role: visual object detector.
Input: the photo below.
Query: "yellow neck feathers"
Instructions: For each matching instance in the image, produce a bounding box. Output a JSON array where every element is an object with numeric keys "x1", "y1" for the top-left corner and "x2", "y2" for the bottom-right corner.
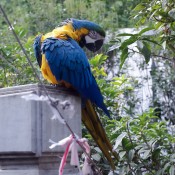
[{"x1": 41, "y1": 23, "x2": 89, "y2": 42}]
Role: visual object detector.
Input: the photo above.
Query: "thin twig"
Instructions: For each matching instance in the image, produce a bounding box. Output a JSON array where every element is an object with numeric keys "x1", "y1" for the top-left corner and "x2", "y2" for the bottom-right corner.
[
  {"x1": 151, "y1": 54, "x2": 170, "y2": 60},
  {"x1": 153, "y1": 16, "x2": 174, "y2": 23},
  {"x1": 128, "y1": 48, "x2": 172, "y2": 61}
]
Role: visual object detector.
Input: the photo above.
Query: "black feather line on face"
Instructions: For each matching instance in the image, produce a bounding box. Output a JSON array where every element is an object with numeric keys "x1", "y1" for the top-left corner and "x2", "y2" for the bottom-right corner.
[
  {"x1": 33, "y1": 35, "x2": 42, "y2": 67},
  {"x1": 79, "y1": 36, "x2": 86, "y2": 48}
]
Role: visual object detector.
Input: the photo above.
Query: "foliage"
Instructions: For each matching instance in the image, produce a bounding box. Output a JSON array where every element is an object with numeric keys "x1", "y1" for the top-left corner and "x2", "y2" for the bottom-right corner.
[
  {"x1": 87, "y1": 54, "x2": 175, "y2": 175},
  {"x1": 107, "y1": 108, "x2": 175, "y2": 175},
  {"x1": 1, "y1": 0, "x2": 142, "y2": 35},
  {"x1": 63, "y1": 0, "x2": 142, "y2": 30},
  {"x1": 110, "y1": 0, "x2": 175, "y2": 124},
  {"x1": 0, "y1": 27, "x2": 39, "y2": 87},
  {"x1": 116, "y1": 0, "x2": 175, "y2": 67},
  {"x1": 116, "y1": 27, "x2": 155, "y2": 68}
]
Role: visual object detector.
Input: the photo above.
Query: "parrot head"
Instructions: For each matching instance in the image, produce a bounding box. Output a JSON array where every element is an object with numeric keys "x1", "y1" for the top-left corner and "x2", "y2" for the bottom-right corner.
[
  {"x1": 81, "y1": 30, "x2": 105, "y2": 52},
  {"x1": 61, "y1": 18, "x2": 105, "y2": 52}
]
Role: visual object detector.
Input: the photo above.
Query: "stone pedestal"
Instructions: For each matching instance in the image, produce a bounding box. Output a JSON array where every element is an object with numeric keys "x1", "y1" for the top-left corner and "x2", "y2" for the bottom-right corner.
[{"x1": 0, "y1": 84, "x2": 82, "y2": 175}]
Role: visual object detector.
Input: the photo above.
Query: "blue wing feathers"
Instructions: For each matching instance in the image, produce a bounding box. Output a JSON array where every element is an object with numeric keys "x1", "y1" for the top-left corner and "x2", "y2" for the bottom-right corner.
[
  {"x1": 50, "y1": 43, "x2": 55, "y2": 51},
  {"x1": 62, "y1": 67, "x2": 69, "y2": 82},
  {"x1": 41, "y1": 37, "x2": 110, "y2": 117},
  {"x1": 79, "y1": 77, "x2": 110, "y2": 118},
  {"x1": 78, "y1": 77, "x2": 110, "y2": 117},
  {"x1": 81, "y1": 73, "x2": 85, "y2": 89}
]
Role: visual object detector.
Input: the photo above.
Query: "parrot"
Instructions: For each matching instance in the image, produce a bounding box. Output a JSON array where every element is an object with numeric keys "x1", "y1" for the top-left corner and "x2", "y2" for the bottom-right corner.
[{"x1": 33, "y1": 18, "x2": 118, "y2": 169}]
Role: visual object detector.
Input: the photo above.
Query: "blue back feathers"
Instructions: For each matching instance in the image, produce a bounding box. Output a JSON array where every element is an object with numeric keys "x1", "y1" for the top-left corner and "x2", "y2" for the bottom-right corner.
[
  {"x1": 41, "y1": 37, "x2": 110, "y2": 118},
  {"x1": 42, "y1": 38, "x2": 92, "y2": 89}
]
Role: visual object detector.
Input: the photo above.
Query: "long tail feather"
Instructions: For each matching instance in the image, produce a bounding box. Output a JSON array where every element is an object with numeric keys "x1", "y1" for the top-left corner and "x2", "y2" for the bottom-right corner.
[{"x1": 82, "y1": 100, "x2": 118, "y2": 170}]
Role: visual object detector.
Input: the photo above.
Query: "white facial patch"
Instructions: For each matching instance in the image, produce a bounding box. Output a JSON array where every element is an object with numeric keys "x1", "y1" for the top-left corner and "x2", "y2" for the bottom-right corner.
[{"x1": 85, "y1": 35, "x2": 96, "y2": 44}]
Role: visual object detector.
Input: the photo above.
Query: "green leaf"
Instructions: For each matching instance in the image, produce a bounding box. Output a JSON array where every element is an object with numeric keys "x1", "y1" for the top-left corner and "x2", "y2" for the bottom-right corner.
[
  {"x1": 162, "y1": 41, "x2": 166, "y2": 50},
  {"x1": 138, "y1": 27, "x2": 155, "y2": 36},
  {"x1": 162, "y1": 162, "x2": 170, "y2": 174},
  {"x1": 117, "y1": 33, "x2": 135, "y2": 37},
  {"x1": 94, "y1": 147, "x2": 102, "y2": 153},
  {"x1": 142, "y1": 149, "x2": 151, "y2": 159},
  {"x1": 120, "y1": 47, "x2": 128, "y2": 68},
  {"x1": 170, "y1": 165, "x2": 175, "y2": 175},
  {"x1": 99, "y1": 54, "x2": 108, "y2": 65},
  {"x1": 120, "y1": 36, "x2": 137, "y2": 50},
  {"x1": 112, "y1": 126, "x2": 122, "y2": 133},
  {"x1": 110, "y1": 133, "x2": 119, "y2": 141},
  {"x1": 119, "y1": 151, "x2": 126, "y2": 158},
  {"x1": 92, "y1": 153, "x2": 101, "y2": 161},
  {"x1": 138, "y1": 42, "x2": 151, "y2": 63},
  {"x1": 132, "y1": 3, "x2": 145, "y2": 12},
  {"x1": 155, "y1": 21, "x2": 164, "y2": 29},
  {"x1": 168, "y1": 9, "x2": 175, "y2": 19},
  {"x1": 113, "y1": 132, "x2": 127, "y2": 150},
  {"x1": 99, "y1": 67, "x2": 107, "y2": 77},
  {"x1": 152, "y1": 148, "x2": 161, "y2": 160},
  {"x1": 136, "y1": 170, "x2": 142, "y2": 175},
  {"x1": 137, "y1": 40, "x2": 143, "y2": 48},
  {"x1": 141, "y1": 37, "x2": 161, "y2": 46},
  {"x1": 156, "y1": 169, "x2": 163, "y2": 175},
  {"x1": 128, "y1": 149, "x2": 135, "y2": 162},
  {"x1": 119, "y1": 166, "x2": 126, "y2": 175},
  {"x1": 89, "y1": 54, "x2": 107, "y2": 67},
  {"x1": 122, "y1": 138, "x2": 133, "y2": 151}
]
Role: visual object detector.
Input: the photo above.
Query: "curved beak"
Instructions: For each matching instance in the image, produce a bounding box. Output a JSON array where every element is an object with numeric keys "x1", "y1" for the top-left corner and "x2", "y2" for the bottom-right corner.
[{"x1": 84, "y1": 35, "x2": 104, "y2": 52}]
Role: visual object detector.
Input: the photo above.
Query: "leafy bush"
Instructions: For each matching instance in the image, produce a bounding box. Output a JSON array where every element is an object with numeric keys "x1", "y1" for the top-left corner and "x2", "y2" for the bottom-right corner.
[
  {"x1": 88, "y1": 54, "x2": 175, "y2": 175},
  {"x1": 107, "y1": 108, "x2": 175, "y2": 175},
  {"x1": 0, "y1": 27, "x2": 39, "y2": 87}
]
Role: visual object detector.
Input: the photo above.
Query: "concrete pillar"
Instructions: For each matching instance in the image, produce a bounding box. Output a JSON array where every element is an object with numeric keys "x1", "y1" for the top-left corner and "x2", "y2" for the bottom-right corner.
[{"x1": 0, "y1": 84, "x2": 82, "y2": 175}]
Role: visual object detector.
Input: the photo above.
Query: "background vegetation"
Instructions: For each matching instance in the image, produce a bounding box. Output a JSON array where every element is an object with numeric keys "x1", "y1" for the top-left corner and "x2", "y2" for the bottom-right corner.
[{"x1": 0, "y1": 0, "x2": 175, "y2": 174}]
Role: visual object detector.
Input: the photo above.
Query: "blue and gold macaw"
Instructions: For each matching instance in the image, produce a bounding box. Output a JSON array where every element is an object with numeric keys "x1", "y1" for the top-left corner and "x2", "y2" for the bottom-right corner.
[{"x1": 33, "y1": 18, "x2": 118, "y2": 168}]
